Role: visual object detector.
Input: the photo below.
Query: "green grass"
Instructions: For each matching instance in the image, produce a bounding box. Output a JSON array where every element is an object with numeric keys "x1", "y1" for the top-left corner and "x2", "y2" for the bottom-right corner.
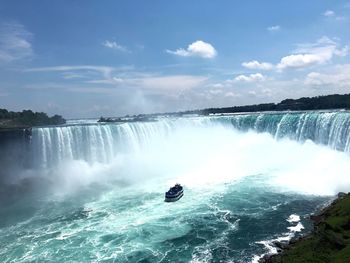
[{"x1": 280, "y1": 194, "x2": 350, "y2": 263}]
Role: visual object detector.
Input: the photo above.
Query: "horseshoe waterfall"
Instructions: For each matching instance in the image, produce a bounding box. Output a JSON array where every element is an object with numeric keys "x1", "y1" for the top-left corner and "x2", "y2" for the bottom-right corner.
[{"x1": 1, "y1": 111, "x2": 350, "y2": 262}]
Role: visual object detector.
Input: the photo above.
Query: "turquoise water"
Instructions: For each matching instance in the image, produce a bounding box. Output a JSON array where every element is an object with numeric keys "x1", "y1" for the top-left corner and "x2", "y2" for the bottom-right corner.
[
  {"x1": 1, "y1": 114, "x2": 350, "y2": 262},
  {"x1": 0, "y1": 175, "x2": 330, "y2": 262}
]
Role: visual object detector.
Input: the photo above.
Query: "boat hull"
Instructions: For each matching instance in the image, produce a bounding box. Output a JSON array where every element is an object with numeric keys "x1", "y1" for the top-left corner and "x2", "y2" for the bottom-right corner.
[{"x1": 164, "y1": 193, "x2": 184, "y2": 202}]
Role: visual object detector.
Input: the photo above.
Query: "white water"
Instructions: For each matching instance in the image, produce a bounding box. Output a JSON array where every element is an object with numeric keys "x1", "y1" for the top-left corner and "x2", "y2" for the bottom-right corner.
[
  {"x1": 31, "y1": 112, "x2": 350, "y2": 170},
  {"x1": 27, "y1": 123, "x2": 350, "y2": 196}
]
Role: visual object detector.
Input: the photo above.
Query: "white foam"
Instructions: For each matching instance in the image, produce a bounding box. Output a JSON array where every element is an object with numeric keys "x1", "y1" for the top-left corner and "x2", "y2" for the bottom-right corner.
[
  {"x1": 288, "y1": 222, "x2": 304, "y2": 232},
  {"x1": 287, "y1": 214, "x2": 300, "y2": 223},
  {"x1": 190, "y1": 248, "x2": 213, "y2": 263},
  {"x1": 251, "y1": 254, "x2": 264, "y2": 263},
  {"x1": 254, "y1": 213, "x2": 305, "y2": 261},
  {"x1": 255, "y1": 240, "x2": 278, "y2": 254}
]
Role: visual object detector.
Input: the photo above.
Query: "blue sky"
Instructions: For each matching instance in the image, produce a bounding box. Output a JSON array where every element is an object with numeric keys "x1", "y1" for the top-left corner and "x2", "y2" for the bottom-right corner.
[{"x1": 0, "y1": 0, "x2": 350, "y2": 118}]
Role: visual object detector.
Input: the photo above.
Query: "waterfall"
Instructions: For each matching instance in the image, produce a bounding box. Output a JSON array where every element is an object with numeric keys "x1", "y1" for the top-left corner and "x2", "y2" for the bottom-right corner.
[
  {"x1": 30, "y1": 111, "x2": 350, "y2": 168},
  {"x1": 219, "y1": 111, "x2": 350, "y2": 152}
]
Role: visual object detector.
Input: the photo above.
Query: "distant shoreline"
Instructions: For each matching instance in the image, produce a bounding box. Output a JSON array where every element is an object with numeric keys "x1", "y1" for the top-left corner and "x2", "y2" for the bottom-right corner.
[
  {"x1": 0, "y1": 109, "x2": 65, "y2": 130},
  {"x1": 123, "y1": 93, "x2": 350, "y2": 119}
]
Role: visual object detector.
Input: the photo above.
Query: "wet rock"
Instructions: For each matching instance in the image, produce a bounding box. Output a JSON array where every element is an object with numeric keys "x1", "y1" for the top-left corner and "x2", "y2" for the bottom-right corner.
[
  {"x1": 272, "y1": 240, "x2": 289, "y2": 250},
  {"x1": 337, "y1": 192, "x2": 347, "y2": 199},
  {"x1": 289, "y1": 237, "x2": 299, "y2": 244},
  {"x1": 259, "y1": 254, "x2": 281, "y2": 263}
]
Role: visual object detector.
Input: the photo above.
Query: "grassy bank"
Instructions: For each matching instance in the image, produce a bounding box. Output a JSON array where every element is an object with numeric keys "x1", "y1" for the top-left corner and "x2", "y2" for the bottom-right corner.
[{"x1": 269, "y1": 193, "x2": 350, "y2": 262}]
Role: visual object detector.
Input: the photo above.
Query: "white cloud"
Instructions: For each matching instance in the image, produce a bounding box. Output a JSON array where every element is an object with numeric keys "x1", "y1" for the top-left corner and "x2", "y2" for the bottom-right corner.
[
  {"x1": 242, "y1": 60, "x2": 274, "y2": 70},
  {"x1": 103, "y1": 40, "x2": 129, "y2": 52},
  {"x1": 225, "y1": 92, "x2": 238, "y2": 98},
  {"x1": 208, "y1": 89, "x2": 223, "y2": 95},
  {"x1": 277, "y1": 53, "x2": 329, "y2": 70},
  {"x1": 86, "y1": 77, "x2": 124, "y2": 85},
  {"x1": 305, "y1": 65, "x2": 350, "y2": 87},
  {"x1": 277, "y1": 36, "x2": 347, "y2": 70},
  {"x1": 26, "y1": 64, "x2": 207, "y2": 93},
  {"x1": 27, "y1": 65, "x2": 115, "y2": 80},
  {"x1": 243, "y1": 37, "x2": 348, "y2": 72},
  {"x1": 262, "y1": 88, "x2": 273, "y2": 96},
  {"x1": 139, "y1": 75, "x2": 207, "y2": 91},
  {"x1": 323, "y1": 10, "x2": 346, "y2": 20},
  {"x1": 267, "y1": 25, "x2": 281, "y2": 32},
  {"x1": 62, "y1": 72, "x2": 87, "y2": 79},
  {"x1": 212, "y1": 83, "x2": 224, "y2": 89},
  {"x1": 324, "y1": 10, "x2": 335, "y2": 17},
  {"x1": 26, "y1": 65, "x2": 135, "y2": 86},
  {"x1": 334, "y1": 45, "x2": 349, "y2": 57},
  {"x1": 305, "y1": 72, "x2": 324, "y2": 86},
  {"x1": 26, "y1": 65, "x2": 133, "y2": 76},
  {"x1": 166, "y1": 40, "x2": 217, "y2": 58},
  {"x1": 0, "y1": 21, "x2": 33, "y2": 63},
  {"x1": 234, "y1": 73, "x2": 266, "y2": 82}
]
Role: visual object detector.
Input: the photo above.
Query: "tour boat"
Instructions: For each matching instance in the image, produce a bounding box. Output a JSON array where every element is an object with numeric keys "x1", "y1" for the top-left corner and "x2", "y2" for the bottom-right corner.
[{"x1": 164, "y1": 184, "x2": 183, "y2": 202}]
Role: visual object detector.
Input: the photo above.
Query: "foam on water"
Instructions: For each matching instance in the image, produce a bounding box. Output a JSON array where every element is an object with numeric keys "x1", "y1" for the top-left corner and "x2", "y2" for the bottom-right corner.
[
  {"x1": 287, "y1": 214, "x2": 300, "y2": 223},
  {"x1": 253, "y1": 213, "x2": 305, "y2": 262}
]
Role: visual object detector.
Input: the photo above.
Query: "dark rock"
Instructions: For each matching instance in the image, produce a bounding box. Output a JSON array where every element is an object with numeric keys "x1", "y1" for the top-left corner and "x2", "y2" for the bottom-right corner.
[
  {"x1": 310, "y1": 214, "x2": 323, "y2": 223},
  {"x1": 338, "y1": 192, "x2": 347, "y2": 198},
  {"x1": 272, "y1": 241, "x2": 289, "y2": 250},
  {"x1": 289, "y1": 237, "x2": 299, "y2": 244},
  {"x1": 259, "y1": 254, "x2": 282, "y2": 263}
]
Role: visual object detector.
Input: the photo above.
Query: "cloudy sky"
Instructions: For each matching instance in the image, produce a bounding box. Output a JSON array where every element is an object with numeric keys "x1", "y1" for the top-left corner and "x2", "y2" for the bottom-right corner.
[{"x1": 1, "y1": 1, "x2": 350, "y2": 118}]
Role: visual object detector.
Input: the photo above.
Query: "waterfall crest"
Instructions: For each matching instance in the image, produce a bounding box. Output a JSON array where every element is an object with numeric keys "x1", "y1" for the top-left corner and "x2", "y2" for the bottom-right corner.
[{"x1": 31, "y1": 111, "x2": 350, "y2": 167}]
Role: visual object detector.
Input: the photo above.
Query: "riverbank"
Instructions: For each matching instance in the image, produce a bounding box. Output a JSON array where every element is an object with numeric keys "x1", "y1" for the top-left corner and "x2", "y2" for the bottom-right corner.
[
  {"x1": 0, "y1": 109, "x2": 65, "y2": 130},
  {"x1": 261, "y1": 192, "x2": 350, "y2": 262}
]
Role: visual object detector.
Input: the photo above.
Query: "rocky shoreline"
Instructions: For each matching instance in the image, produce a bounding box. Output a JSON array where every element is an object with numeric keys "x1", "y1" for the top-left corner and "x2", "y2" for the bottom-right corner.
[{"x1": 259, "y1": 192, "x2": 350, "y2": 262}]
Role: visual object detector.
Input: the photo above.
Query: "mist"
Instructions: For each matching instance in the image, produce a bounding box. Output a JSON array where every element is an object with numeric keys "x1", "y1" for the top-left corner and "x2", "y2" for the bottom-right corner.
[{"x1": 4, "y1": 118, "x2": 350, "y2": 197}]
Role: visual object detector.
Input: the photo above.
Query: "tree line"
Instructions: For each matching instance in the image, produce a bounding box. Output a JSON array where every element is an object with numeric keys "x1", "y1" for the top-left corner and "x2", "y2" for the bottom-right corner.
[
  {"x1": 0, "y1": 109, "x2": 66, "y2": 128},
  {"x1": 189, "y1": 93, "x2": 350, "y2": 115}
]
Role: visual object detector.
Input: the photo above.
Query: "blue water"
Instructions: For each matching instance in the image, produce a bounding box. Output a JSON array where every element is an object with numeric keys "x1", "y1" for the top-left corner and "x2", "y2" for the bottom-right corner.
[
  {"x1": 1, "y1": 112, "x2": 350, "y2": 262},
  {"x1": 0, "y1": 175, "x2": 330, "y2": 262}
]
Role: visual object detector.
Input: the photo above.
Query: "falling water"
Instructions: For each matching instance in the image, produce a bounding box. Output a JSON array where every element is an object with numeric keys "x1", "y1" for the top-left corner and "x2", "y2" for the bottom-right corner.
[{"x1": 31, "y1": 111, "x2": 350, "y2": 168}]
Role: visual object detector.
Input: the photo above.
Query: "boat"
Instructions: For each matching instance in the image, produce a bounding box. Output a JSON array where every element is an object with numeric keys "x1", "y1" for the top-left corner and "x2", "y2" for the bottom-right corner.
[{"x1": 164, "y1": 184, "x2": 184, "y2": 202}]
